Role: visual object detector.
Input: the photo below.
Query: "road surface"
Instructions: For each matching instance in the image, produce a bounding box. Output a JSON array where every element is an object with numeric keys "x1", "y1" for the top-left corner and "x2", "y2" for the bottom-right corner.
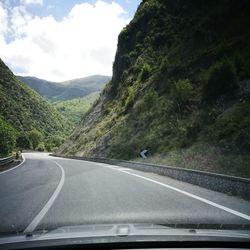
[{"x1": 0, "y1": 152, "x2": 249, "y2": 234}]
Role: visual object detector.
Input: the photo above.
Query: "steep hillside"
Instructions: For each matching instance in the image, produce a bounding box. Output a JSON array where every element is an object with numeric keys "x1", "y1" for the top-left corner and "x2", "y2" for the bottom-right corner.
[
  {"x1": 53, "y1": 92, "x2": 100, "y2": 125},
  {"x1": 0, "y1": 59, "x2": 71, "y2": 154},
  {"x1": 59, "y1": 0, "x2": 250, "y2": 177},
  {"x1": 18, "y1": 75, "x2": 111, "y2": 101}
]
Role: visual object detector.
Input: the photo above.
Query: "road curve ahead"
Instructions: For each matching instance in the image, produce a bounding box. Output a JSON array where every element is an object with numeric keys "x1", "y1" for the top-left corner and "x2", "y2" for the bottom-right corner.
[{"x1": 0, "y1": 152, "x2": 250, "y2": 233}]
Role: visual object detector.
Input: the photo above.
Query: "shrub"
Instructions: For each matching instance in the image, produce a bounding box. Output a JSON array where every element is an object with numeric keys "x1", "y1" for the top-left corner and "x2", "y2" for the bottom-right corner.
[
  {"x1": 202, "y1": 60, "x2": 238, "y2": 102},
  {"x1": 140, "y1": 63, "x2": 151, "y2": 81},
  {"x1": 135, "y1": 90, "x2": 158, "y2": 113},
  {"x1": 159, "y1": 57, "x2": 170, "y2": 73},
  {"x1": 29, "y1": 129, "x2": 43, "y2": 150},
  {"x1": 36, "y1": 142, "x2": 45, "y2": 152},
  {"x1": 172, "y1": 79, "x2": 193, "y2": 105},
  {"x1": 125, "y1": 86, "x2": 136, "y2": 110},
  {"x1": 0, "y1": 117, "x2": 16, "y2": 157}
]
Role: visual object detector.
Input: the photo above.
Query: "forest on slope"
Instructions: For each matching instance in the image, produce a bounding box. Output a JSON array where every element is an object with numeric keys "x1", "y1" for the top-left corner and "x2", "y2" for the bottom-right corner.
[
  {"x1": 59, "y1": 0, "x2": 250, "y2": 178},
  {"x1": 18, "y1": 75, "x2": 110, "y2": 125},
  {"x1": 0, "y1": 59, "x2": 71, "y2": 156},
  {"x1": 18, "y1": 75, "x2": 110, "y2": 101},
  {"x1": 53, "y1": 92, "x2": 100, "y2": 124}
]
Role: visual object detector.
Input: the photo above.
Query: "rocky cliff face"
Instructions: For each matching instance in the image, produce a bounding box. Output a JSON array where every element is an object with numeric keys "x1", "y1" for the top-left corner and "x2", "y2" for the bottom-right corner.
[{"x1": 59, "y1": 0, "x2": 250, "y2": 160}]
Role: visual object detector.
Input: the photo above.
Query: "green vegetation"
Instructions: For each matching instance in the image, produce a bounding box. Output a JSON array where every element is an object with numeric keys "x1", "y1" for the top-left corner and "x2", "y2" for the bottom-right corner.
[
  {"x1": 18, "y1": 75, "x2": 110, "y2": 101},
  {"x1": 36, "y1": 142, "x2": 46, "y2": 152},
  {"x1": 0, "y1": 59, "x2": 71, "y2": 155},
  {"x1": 139, "y1": 63, "x2": 151, "y2": 81},
  {"x1": 202, "y1": 60, "x2": 238, "y2": 103},
  {"x1": 0, "y1": 117, "x2": 16, "y2": 157},
  {"x1": 59, "y1": 0, "x2": 250, "y2": 178},
  {"x1": 53, "y1": 92, "x2": 100, "y2": 125},
  {"x1": 136, "y1": 143, "x2": 250, "y2": 178},
  {"x1": 28, "y1": 129, "x2": 43, "y2": 150},
  {"x1": 16, "y1": 134, "x2": 31, "y2": 150},
  {"x1": 18, "y1": 75, "x2": 107, "y2": 128},
  {"x1": 125, "y1": 86, "x2": 136, "y2": 110},
  {"x1": 172, "y1": 79, "x2": 193, "y2": 106}
]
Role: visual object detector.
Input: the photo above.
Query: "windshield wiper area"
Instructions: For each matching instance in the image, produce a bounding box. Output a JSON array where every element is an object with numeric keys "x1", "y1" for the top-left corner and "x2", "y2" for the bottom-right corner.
[
  {"x1": 157, "y1": 223, "x2": 250, "y2": 230},
  {"x1": 0, "y1": 224, "x2": 250, "y2": 249}
]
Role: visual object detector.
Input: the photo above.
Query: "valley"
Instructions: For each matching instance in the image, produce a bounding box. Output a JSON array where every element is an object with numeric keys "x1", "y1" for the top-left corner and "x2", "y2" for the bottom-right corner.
[{"x1": 18, "y1": 75, "x2": 110, "y2": 126}]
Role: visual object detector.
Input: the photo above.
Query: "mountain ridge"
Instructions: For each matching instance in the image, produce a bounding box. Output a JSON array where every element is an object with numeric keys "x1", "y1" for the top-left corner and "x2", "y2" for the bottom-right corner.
[{"x1": 18, "y1": 75, "x2": 111, "y2": 101}]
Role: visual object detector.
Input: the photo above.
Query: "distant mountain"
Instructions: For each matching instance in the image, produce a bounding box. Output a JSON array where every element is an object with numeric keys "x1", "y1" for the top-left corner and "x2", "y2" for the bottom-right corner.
[
  {"x1": 17, "y1": 76, "x2": 65, "y2": 100},
  {"x1": 61, "y1": 75, "x2": 111, "y2": 88},
  {"x1": 18, "y1": 75, "x2": 111, "y2": 101},
  {"x1": 0, "y1": 58, "x2": 71, "y2": 154}
]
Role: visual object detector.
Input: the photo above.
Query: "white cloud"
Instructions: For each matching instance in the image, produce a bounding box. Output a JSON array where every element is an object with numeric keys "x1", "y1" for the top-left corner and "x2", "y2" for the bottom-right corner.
[
  {"x1": 0, "y1": 1, "x2": 128, "y2": 81},
  {"x1": 0, "y1": 3, "x2": 8, "y2": 35},
  {"x1": 10, "y1": 5, "x2": 32, "y2": 35},
  {"x1": 21, "y1": 0, "x2": 43, "y2": 5}
]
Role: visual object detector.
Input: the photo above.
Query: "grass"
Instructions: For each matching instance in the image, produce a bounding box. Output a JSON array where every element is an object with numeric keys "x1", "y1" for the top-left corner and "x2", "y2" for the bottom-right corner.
[{"x1": 134, "y1": 143, "x2": 250, "y2": 179}]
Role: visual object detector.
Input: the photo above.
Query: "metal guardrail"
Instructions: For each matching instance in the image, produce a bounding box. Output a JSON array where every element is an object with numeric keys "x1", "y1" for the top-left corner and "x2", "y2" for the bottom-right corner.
[{"x1": 0, "y1": 156, "x2": 15, "y2": 166}]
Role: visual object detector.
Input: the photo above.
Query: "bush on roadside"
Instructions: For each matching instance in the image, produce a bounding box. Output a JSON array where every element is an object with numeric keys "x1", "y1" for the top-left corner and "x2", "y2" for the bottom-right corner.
[
  {"x1": 36, "y1": 142, "x2": 45, "y2": 152},
  {"x1": 28, "y1": 129, "x2": 43, "y2": 150}
]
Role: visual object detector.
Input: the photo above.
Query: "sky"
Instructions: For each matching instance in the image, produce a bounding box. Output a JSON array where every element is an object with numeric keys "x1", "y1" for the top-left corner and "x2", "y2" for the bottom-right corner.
[{"x1": 0, "y1": 0, "x2": 141, "y2": 82}]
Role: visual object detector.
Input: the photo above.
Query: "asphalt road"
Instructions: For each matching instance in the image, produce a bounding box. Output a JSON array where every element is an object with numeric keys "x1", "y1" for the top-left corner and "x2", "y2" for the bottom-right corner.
[{"x1": 0, "y1": 152, "x2": 250, "y2": 234}]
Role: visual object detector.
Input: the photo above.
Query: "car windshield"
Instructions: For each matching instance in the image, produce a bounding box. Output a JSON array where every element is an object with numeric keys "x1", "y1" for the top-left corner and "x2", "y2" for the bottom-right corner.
[{"x1": 0, "y1": 0, "x2": 250, "y2": 246}]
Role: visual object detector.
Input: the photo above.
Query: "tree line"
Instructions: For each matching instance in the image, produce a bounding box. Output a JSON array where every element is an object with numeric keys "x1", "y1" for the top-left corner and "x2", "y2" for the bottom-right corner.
[{"x1": 0, "y1": 116, "x2": 64, "y2": 157}]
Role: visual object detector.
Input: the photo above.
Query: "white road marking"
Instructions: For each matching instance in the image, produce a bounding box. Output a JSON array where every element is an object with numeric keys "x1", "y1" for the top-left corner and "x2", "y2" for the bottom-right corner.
[
  {"x1": 23, "y1": 161, "x2": 65, "y2": 233},
  {"x1": 104, "y1": 165, "x2": 250, "y2": 221},
  {"x1": 0, "y1": 154, "x2": 26, "y2": 175}
]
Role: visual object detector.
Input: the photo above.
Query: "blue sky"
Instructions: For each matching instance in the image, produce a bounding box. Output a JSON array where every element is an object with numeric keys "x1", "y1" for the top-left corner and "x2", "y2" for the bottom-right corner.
[
  {"x1": 0, "y1": 0, "x2": 142, "y2": 81},
  {"x1": 28, "y1": 0, "x2": 141, "y2": 20}
]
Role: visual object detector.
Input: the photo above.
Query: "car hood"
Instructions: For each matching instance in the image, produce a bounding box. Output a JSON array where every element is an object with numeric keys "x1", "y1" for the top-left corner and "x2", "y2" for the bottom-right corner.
[{"x1": 0, "y1": 224, "x2": 250, "y2": 248}]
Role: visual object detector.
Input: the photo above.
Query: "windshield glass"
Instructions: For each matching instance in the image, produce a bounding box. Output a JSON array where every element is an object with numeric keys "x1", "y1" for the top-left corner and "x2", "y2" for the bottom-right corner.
[{"x1": 0, "y1": 0, "x2": 250, "y2": 244}]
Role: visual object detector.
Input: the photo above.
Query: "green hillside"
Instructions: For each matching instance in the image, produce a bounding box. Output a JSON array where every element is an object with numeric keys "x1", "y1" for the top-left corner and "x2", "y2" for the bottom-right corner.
[
  {"x1": 18, "y1": 75, "x2": 108, "y2": 127},
  {"x1": 53, "y1": 92, "x2": 100, "y2": 125},
  {"x1": 17, "y1": 76, "x2": 68, "y2": 100},
  {"x1": 59, "y1": 0, "x2": 250, "y2": 177},
  {"x1": 0, "y1": 59, "x2": 71, "y2": 155},
  {"x1": 18, "y1": 75, "x2": 110, "y2": 101}
]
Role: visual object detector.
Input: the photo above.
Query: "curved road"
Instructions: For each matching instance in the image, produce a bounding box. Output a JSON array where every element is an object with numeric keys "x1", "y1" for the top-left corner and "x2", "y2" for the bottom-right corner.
[{"x1": 0, "y1": 152, "x2": 250, "y2": 234}]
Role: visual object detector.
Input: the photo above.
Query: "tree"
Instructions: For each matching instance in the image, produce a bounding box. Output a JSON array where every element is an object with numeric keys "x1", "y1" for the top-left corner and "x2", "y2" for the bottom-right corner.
[
  {"x1": 29, "y1": 129, "x2": 43, "y2": 150},
  {"x1": 36, "y1": 142, "x2": 45, "y2": 152},
  {"x1": 16, "y1": 134, "x2": 31, "y2": 150},
  {"x1": 0, "y1": 117, "x2": 16, "y2": 157}
]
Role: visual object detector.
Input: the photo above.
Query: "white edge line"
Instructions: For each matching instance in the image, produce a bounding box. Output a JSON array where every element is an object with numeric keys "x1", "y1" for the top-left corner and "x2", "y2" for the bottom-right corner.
[
  {"x1": 103, "y1": 165, "x2": 250, "y2": 221},
  {"x1": 23, "y1": 161, "x2": 65, "y2": 233},
  {"x1": 0, "y1": 154, "x2": 26, "y2": 175}
]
